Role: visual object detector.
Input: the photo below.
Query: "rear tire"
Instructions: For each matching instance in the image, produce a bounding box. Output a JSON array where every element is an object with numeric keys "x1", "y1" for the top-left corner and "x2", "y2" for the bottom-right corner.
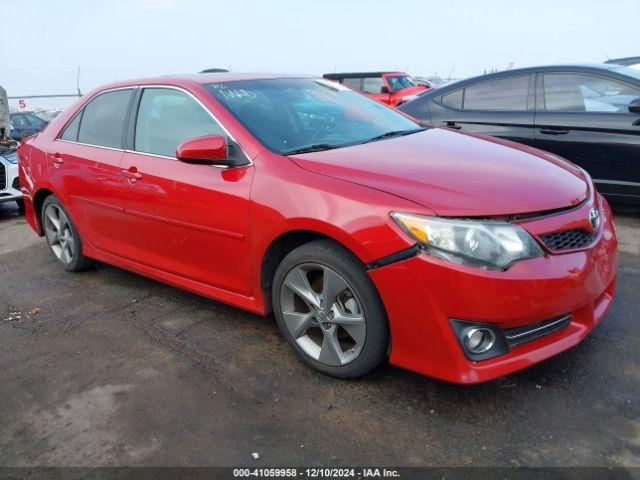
[
  {"x1": 16, "y1": 199, "x2": 25, "y2": 214},
  {"x1": 272, "y1": 239, "x2": 389, "y2": 379},
  {"x1": 41, "y1": 195, "x2": 93, "y2": 272}
]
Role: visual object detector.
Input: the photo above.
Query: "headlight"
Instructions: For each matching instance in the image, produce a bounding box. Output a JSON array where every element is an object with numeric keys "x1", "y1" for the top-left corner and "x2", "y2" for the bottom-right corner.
[{"x1": 391, "y1": 213, "x2": 543, "y2": 270}]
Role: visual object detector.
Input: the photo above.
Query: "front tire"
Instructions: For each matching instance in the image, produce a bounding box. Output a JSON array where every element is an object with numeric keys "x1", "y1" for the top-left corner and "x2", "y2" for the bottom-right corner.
[
  {"x1": 41, "y1": 195, "x2": 93, "y2": 272},
  {"x1": 272, "y1": 239, "x2": 389, "y2": 378}
]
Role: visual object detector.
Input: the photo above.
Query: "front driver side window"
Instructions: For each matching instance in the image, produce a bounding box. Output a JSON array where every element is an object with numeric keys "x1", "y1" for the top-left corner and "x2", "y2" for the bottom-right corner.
[
  {"x1": 543, "y1": 73, "x2": 640, "y2": 113},
  {"x1": 362, "y1": 77, "x2": 385, "y2": 94},
  {"x1": 134, "y1": 88, "x2": 226, "y2": 157}
]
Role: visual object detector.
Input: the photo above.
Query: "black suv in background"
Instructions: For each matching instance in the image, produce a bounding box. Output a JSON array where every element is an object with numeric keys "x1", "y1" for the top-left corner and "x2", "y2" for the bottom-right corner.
[{"x1": 399, "y1": 64, "x2": 640, "y2": 203}]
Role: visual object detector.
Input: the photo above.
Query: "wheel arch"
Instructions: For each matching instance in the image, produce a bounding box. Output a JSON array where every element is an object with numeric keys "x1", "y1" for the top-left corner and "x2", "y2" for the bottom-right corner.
[
  {"x1": 32, "y1": 187, "x2": 57, "y2": 236},
  {"x1": 259, "y1": 226, "x2": 367, "y2": 313}
]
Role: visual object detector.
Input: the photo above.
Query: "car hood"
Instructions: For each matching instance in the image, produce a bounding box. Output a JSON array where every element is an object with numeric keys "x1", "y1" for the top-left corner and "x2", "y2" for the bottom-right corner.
[
  {"x1": 290, "y1": 128, "x2": 589, "y2": 217},
  {"x1": 398, "y1": 86, "x2": 428, "y2": 97}
]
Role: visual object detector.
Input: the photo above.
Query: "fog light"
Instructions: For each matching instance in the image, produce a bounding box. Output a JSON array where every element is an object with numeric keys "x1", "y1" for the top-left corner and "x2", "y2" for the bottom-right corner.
[
  {"x1": 449, "y1": 319, "x2": 509, "y2": 361},
  {"x1": 463, "y1": 328, "x2": 495, "y2": 354}
]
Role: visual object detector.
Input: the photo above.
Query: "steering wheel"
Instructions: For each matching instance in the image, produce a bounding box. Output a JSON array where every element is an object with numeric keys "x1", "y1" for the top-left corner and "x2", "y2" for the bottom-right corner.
[{"x1": 307, "y1": 115, "x2": 337, "y2": 144}]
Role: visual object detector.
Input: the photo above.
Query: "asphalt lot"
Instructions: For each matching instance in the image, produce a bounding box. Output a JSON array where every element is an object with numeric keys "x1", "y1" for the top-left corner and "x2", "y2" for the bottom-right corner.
[{"x1": 0, "y1": 200, "x2": 638, "y2": 467}]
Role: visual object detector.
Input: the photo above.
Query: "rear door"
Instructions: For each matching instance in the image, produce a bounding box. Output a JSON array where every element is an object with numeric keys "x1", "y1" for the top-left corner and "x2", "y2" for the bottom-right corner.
[
  {"x1": 534, "y1": 72, "x2": 640, "y2": 199},
  {"x1": 120, "y1": 86, "x2": 254, "y2": 295},
  {"x1": 51, "y1": 88, "x2": 134, "y2": 255},
  {"x1": 428, "y1": 74, "x2": 535, "y2": 146}
]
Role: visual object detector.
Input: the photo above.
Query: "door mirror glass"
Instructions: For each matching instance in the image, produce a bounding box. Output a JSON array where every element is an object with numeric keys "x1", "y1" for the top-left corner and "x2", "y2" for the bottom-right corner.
[
  {"x1": 177, "y1": 134, "x2": 229, "y2": 165},
  {"x1": 629, "y1": 98, "x2": 640, "y2": 113},
  {"x1": 380, "y1": 86, "x2": 390, "y2": 94}
]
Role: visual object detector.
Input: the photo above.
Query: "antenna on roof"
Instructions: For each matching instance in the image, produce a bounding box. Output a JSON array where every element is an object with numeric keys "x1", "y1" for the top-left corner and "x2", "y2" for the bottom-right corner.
[
  {"x1": 447, "y1": 66, "x2": 456, "y2": 81},
  {"x1": 76, "y1": 67, "x2": 82, "y2": 96}
]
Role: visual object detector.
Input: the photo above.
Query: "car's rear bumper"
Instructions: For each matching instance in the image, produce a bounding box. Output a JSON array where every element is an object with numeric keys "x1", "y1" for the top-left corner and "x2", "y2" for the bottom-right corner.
[{"x1": 368, "y1": 199, "x2": 619, "y2": 384}]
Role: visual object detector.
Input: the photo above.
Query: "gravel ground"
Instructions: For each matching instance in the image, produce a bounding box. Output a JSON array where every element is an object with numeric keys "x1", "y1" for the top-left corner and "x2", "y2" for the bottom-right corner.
[{"x1": 0, "y1": 200, "x2": 638, "y2": 467}]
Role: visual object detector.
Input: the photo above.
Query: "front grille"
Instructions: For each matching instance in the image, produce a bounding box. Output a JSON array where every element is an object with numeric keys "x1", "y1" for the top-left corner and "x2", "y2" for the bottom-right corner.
[
  {"x1": 0, "y1": 163, "x2": 6, "y2": 191},
  {"x1": 540, "y1": 228, "x2": 595, "y2": 251},
  {"x1": 12, "y1": 176, "x2": 19, "y2": 190},
  {"x1": 504, "y1": 314, "x2": 571, "y2": 348}
]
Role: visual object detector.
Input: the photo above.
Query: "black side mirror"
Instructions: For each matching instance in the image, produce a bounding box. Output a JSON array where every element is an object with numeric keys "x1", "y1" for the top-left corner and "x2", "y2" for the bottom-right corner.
[
  {"x1": 629, "y1": 98, "x2": 640, "y2": 114},
  {"x1": 380, "y1": 86, "x2": 390, "y2": 94}
]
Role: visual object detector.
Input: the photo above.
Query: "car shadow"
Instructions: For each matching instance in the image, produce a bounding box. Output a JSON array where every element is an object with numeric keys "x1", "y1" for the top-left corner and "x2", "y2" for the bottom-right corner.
[{"x1": 0, "y1": 201, "x2": 22, "y2": 221}]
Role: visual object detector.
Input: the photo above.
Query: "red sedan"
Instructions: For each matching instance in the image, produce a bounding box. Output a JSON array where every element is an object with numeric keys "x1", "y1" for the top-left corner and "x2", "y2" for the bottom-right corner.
[{"x1": 18, "y1": 74, "x2": 618, "y2": 384}]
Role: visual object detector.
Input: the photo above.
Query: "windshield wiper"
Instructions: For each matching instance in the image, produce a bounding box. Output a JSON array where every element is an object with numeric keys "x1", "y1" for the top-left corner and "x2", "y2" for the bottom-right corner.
[
  {"x1": 284, "y1": 144, "x2": 343, "y2": 155},
  {"x1": 363, "y1": 128, "x2": 425, "y2": 144}
]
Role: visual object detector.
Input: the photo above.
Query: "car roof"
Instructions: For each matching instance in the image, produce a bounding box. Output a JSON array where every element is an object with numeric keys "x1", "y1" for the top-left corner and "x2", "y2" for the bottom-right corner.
[
  {"x1": 412, "y1": 63, "x2": 640, "y2": 98},
  {"x1": 323, "y1": 71, "x2": 405, "y2": 79},
  {"x1": 90, "y1": 72, "x2": 315, "y2": 91},
  {"x1": 605, "y1": 56, "x2": 640, "y2": 66}
]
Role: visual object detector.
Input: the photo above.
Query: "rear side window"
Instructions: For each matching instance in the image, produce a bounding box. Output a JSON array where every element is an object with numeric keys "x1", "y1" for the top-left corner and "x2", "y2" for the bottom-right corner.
[
  {"x1": 362, "y1": 77, "x2": 385, "y2": 94},
  {"x1": 60, "y1": 114, "x2": 81, "y2": 141},
  {"x1": 441, "y1": 89, "x2": 463, "y2": 109},
  {"x1": 78, "y1": 89, "x2": 133, "y2": 148},
  {"x1": 543, "y1": 73, "x2": 640, "y2": 113},
  {"x1": 134, "y1": 88, "x2": 225, "y2": 158},
  {"x1": 463, "y1": 76, "x2": 529, "y2": 111},
  {"x1": 342, "y1": 78, "x2": 362, "y2": 90}
]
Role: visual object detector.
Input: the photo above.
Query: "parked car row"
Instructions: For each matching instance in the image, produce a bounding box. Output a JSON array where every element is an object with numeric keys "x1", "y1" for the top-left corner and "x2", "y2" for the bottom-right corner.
[
  {"x1": 398, "y1": 63, "x2": 640, "y2": 203},
  {"x1": 17, "y1": 71, "x2": 619, "y2": 383},
  {"x1": 323, "y1": 71, "x2": 428, "y2": 106},
  {"x1": 606, "y1": 56, "x2": 640, "y2": 70},
  {"x1": 0, "y1": 110, "x2": 60, "y2": 211},
  {"x1": 9, "y1": 111, "x2": 49, "y2": 141},
  {"x1": 0, "y1": 144, "x2": 22, "y2": 210}
]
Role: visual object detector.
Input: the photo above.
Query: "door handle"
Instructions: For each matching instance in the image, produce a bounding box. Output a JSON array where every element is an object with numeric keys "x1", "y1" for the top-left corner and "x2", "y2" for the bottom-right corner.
[
  {"x1": 122, "y1": 168, "x2": 143, "y2": 182},
  {"x1": 50, "y1": 153, "x2": 64, "y2": 165},
  {"x1": 445, "y1": 121, "x2": 462, "y2": 130},
  {"x1": 539, "y1": 128, "x2": 569, "y2": 135}
]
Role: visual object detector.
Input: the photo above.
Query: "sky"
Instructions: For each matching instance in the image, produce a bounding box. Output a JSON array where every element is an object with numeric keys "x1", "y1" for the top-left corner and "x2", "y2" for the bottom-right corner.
[{"x1": 1, "y1": 0, "x2": 637, "y2": 110}]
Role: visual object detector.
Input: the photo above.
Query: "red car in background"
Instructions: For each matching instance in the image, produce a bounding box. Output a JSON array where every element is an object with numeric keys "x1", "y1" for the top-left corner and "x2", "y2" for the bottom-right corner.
[
  {"x1": 18, "y1": 74, "x2": 617, "y2": 384},
  {"x1": 323, "y1": 71, "x2": 427, "y2": 106}
]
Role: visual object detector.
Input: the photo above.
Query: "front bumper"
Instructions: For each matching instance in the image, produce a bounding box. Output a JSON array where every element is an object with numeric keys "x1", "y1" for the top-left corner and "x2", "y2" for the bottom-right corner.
[
  {"x1": 369, "y1": 197, "x2": 618, "y2": 384},
  {"x1": 0, "y1": 153, "x2": 22, "y2": 204}
]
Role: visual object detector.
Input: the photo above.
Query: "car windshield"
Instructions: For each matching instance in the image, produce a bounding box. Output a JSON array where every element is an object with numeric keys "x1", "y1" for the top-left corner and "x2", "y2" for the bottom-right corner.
[
  {"x1": 204, "y1": 78, "x2": 420, "y2": 154},
  {"x1": 386, "y1": 75, "x2": 415, "y2": 92}
]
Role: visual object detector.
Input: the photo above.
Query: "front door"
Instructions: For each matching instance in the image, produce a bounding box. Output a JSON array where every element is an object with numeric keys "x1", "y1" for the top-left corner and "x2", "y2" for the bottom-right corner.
[
  {"x1": 534, "y1": 72, "x2": 640, "y2": 199},
  {"x1": 121, "y1": 87, "x2": 254, "y2": 295}
]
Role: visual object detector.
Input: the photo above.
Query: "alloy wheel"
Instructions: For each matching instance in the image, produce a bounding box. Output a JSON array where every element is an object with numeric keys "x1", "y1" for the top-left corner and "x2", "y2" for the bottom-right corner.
[
  {"x1": 44, "y1": 204, "x2": 75, "y2": 265},
  {"x1": 279, "y1": 263, "x2": 366, "y2": 366}
]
